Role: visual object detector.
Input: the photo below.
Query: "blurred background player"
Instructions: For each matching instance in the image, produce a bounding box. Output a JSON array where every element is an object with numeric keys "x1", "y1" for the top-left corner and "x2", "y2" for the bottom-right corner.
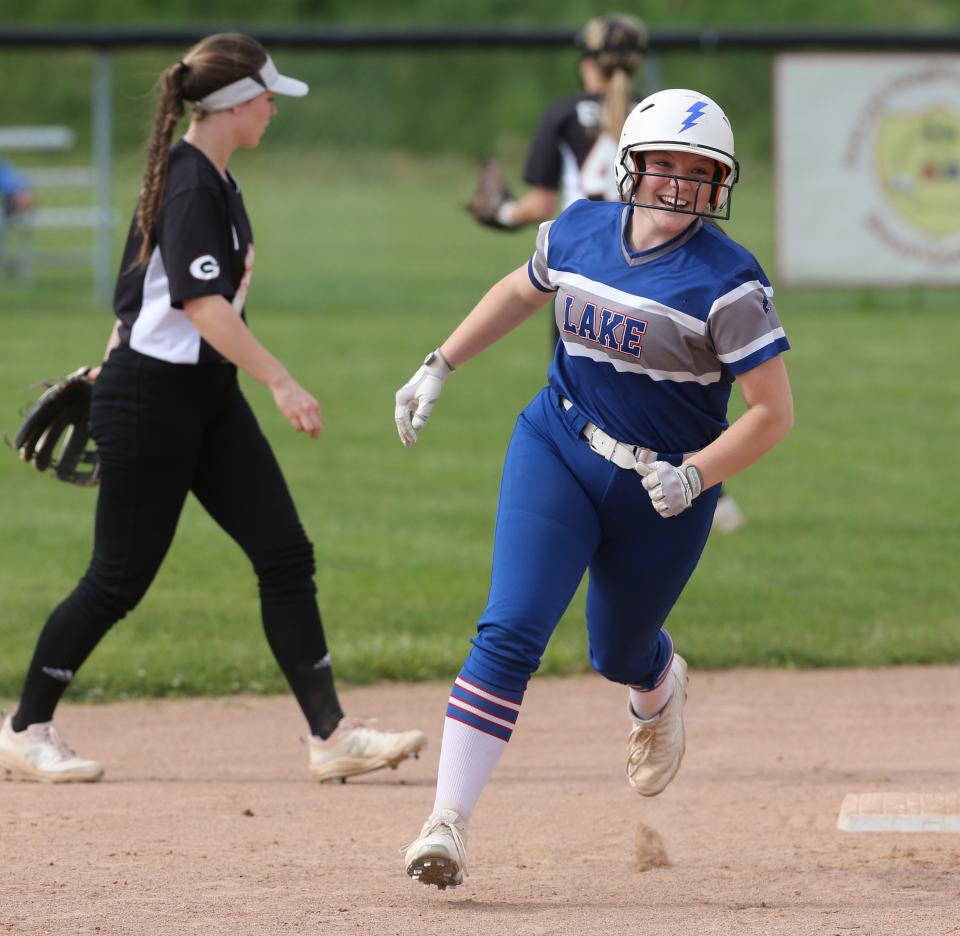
[
  {"x1": 467, "y1": 15, "x2": 746, "y2": 533},
  {"x1": 0, "y1": 33, "x2": 424, "y2": 785},
  {"x1": 396, "y1": 88, "x2": 793, "y2": 889},
  {"x1": 0, "y1": 157, "x2": 37, "y2": 275},
  {"x1": 470, "y1": 13, "x2": 646, "y2": 230}
]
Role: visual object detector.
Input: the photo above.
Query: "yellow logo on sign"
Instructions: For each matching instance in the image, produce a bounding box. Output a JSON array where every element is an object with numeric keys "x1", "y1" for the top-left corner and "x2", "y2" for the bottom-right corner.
[{"x1": 876, "y1": 105, "x2": 960, "y2": 238}]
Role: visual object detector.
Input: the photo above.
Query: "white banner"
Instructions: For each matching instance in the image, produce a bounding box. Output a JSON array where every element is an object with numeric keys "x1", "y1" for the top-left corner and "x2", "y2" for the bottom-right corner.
[{"x1": 775, "y1": 53, "x2": 960, "y2": 286}]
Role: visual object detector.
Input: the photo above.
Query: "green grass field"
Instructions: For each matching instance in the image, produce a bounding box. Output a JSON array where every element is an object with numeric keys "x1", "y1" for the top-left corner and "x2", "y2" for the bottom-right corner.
[{"x1": 1, "y1": 146, "x2": 958, "y2": 702}]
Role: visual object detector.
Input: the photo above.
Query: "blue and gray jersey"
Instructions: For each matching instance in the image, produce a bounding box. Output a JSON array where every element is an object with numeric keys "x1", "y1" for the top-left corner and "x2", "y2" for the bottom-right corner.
[{"x1": 528, "y1": 199, "x2": 789, "y2": 455}]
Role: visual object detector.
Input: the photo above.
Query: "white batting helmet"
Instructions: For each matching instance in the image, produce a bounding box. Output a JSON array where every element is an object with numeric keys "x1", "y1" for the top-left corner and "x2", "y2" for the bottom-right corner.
[{"x1": 615, "y1": 88, "x2": 740, "y2": 218}]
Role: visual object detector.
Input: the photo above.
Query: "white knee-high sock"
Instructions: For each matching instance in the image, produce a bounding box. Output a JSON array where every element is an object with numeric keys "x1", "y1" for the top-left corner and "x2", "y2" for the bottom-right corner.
[
  {"x1": 629, "y1": 656, "x2": 676, "y2": 719},
  {"x1": 432, "y1": 716, "x2": 508, "y2": 821},
  {"x1": 629, "y1": 680, "x2": 674, "y2": 719}
]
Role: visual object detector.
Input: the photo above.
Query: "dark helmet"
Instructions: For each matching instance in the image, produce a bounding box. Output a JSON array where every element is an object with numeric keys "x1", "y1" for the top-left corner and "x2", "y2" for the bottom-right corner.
[{"x1": 576, "y1": 14, "x2": 648, "y2": 73}]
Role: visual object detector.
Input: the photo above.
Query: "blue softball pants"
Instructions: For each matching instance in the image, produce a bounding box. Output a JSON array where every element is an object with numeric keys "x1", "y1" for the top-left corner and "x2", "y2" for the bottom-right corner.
[{"x1": 462, "y1": 386, "x2": 718, "y2": 698}]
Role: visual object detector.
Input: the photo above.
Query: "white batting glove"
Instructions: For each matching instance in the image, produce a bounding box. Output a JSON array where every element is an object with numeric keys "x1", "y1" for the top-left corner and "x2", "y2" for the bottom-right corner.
[
  {"x1": 394, "y1": 349, "x2": 454, "y2": 447},
  {"x1": 636, "y1": 461, "x2": 704, "y2": 518}
]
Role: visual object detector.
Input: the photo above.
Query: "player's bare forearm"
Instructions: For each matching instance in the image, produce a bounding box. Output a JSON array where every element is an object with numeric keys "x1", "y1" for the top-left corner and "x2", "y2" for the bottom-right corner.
[
  {"x1": 440, "y1": 266, "x2": 553, "y2": 368},
  {"x1": 686, "y1": 356, "x2": 794, "y2": 489},
  {"x1": 102, "y1": 321, "x2": 121, "y2": 361},
  {"x1": 183, "y1": 294, "x2": 289, "y2": 389},
  {"x1": 509, "y1": 187, "x2": 558, "y2": 228},
  {"x1": 184, "y1": 295, "x2": 321, "y2": 436},
  {"x1": 87, "y1": 321, "x2": 123, "y2": 380}
]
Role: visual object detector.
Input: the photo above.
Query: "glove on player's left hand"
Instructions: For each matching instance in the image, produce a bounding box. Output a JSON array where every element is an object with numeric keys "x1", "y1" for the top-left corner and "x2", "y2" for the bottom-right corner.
[
  {"x1": 394, "y1": 349, "x2": 454, "y2": 447},
  {"x1": 13, "y1": 366, "x2": 100, "y2": 486},
  {"x1": 636, "y1": 461, "x2": 703, "y2": 518},
  {"x1": 468, "y1": 160, "x2": 517, "y2": 231}
]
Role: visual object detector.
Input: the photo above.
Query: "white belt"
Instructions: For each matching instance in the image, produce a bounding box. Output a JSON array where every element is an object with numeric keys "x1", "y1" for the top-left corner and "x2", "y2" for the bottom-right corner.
[{"x1": 561, "y1": 397, "x2": 658, "y2": 471}]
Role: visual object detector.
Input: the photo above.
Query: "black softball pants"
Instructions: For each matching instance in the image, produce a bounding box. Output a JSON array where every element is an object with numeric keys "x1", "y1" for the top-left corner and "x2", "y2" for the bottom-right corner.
[{"x1": 14, "y1": 344, "x2": 344, "y2": 738}]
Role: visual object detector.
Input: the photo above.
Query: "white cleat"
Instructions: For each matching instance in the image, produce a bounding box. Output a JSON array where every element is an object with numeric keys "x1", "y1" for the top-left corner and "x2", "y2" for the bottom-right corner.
[
  {"x1": 308, "y1": 719, "x2": 426, "y2": 783},
  {"x1": 711, "y1": 494, "x2": 747, "y2": 534},
  {"x1": 0, "y1": 713, "x2": 104, "y2": 783},
  {"x1": 626, "y1": 654, "x2": 687, "y2": 796},
  {"x1": 403, "y1": 808, "x2": 468, "y2": 890}
]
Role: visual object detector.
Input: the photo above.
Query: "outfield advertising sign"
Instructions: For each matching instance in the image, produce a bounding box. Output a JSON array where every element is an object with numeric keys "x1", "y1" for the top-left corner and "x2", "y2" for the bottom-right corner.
[{"x1": 775, "y1": 54, "x2": 960, "y2": 286}]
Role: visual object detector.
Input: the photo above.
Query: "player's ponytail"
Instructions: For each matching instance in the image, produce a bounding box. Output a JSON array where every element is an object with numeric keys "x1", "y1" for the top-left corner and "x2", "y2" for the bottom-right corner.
[
  {"x1": 134, "y1": 33, "x2": 267, "y2": 267},
  {"x1": 601, "y1": 67, "x2": 633, "y2": 141},
  {"x1": 577, "y1": 15, "x2": 646, "y2": 142},
  {"x1": 135, "y1": 63, "x2": 187, "y2": 266}
]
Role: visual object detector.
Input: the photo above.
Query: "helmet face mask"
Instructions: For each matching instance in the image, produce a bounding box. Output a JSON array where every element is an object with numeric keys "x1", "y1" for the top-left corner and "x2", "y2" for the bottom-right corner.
[{"x1": 615, "y1": 90, "x2": 741, "y2": 221}]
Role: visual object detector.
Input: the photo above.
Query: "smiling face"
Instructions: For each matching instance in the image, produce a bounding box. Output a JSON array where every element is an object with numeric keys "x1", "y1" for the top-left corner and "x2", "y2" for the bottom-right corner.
[{"x1": 627, "y1": 148, "x2": 721, "y2": 249}]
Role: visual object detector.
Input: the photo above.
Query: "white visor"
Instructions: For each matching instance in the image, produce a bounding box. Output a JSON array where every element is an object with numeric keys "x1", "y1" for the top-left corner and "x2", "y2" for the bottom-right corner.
[{"x1": 194, "y1": 56, "x2": 308, "y2": 112}]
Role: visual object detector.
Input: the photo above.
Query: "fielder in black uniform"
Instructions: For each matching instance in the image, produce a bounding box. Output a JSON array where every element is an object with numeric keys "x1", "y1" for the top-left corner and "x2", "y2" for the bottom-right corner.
[
  {"x1": 472, "y1": 14, "x2": 646, "y2": 231},
  {"x1": 0, "y1": 33, "x2": 425, "y2": 784}
]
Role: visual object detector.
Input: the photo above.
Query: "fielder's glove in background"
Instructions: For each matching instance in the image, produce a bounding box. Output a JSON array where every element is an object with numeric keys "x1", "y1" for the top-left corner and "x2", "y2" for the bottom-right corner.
[
  {"x1": 468, "y1": 160, "x2": 517, "y2": 230},
  {"x1": 13, "y1": 367, "x2": 100, "y2": 486}
]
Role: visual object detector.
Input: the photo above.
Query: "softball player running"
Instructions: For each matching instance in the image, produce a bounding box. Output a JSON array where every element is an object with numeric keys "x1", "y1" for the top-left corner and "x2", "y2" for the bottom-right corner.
[
  {"x1": 0, "y1": 33, "x2": 424, "y2": 784},
  {"x1": 472, "y1": 14, "x2": 747, "y2": 532},
  {"x1": 396, "y1": 89, "x2": 793, "y2": 889}
]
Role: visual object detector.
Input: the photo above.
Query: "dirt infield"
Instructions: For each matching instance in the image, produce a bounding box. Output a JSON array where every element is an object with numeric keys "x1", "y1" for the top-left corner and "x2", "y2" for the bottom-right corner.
[{"x1": 2, "y1": 666, "x2": 959, "y2": 936}]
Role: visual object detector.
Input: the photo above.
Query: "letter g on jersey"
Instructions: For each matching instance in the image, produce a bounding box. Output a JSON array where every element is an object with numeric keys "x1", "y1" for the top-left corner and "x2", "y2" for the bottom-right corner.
[{"x1": 189, "y1": 255, "x2": 221, "y2": 281}]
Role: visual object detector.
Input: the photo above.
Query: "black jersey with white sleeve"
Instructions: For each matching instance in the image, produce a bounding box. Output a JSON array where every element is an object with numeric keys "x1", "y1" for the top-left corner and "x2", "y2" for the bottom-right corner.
[
  {"x1": 113, "y1": 140, "x2": 254, "y2": 364},
  {"x1": 523, "y1": 92, "x2": 638, "y2": 207}
]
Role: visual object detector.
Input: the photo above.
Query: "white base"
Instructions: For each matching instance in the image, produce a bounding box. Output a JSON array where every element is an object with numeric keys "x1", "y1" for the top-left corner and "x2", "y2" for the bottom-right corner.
[{"x1": 837, "y1": 792, "x2": 960, "y2": 832}]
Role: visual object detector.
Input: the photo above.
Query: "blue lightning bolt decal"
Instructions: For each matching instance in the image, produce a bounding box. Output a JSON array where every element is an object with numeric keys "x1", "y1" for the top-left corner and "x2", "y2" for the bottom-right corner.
[{"x1": 679, "y1": 101, "x2": 707, "y2": 133}]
